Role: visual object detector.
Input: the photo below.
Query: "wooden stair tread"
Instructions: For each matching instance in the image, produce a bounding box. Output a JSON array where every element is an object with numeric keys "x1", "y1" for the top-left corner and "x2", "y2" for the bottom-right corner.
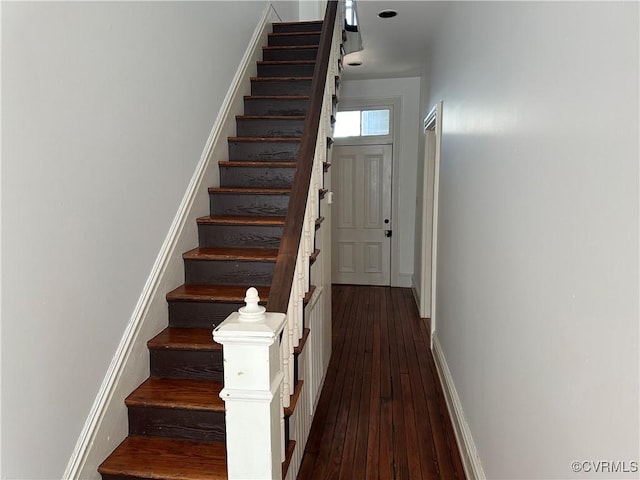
[
  {"x1": 219, "y1": 161, "x2": 297, "y2": 168},
  {"x1": 236, "y1": 115, "x2": 306, "y2": 120},
  {"x1": 304, "y1": 285, "x2": 316, "y2": 304},
  {"x1": 275, "y1": 20, "x2": 322, "y2": 26},
  {"x1": 196, "y1": 215, "x2": 285, "y2": 226},
  {"x1": 98, "y1": 436, "x2": 227, "y2": 479},
  {"x1": 167, "y1": 284, "x2": 271, "y2": 303},
  {"x1": 263, "y1": 45, "x2": 319, "y2": 50},
  {"x1": 228, "y1": 136, "x2": 301, "y2": 142},
  {"x1": 284, "y1": 380, "x2": 304, "y2": 417},
  {"x1": 250, "y1": 76, "x2": 312, "y2": 81},
  {"x1": 244, "y1": 95, "x2": 310, "y2": 100},
  {"x1": 208, "y1": 187, "x2": 291, "y2": 194},
  {"x1": 127, "y1": 378, "x2": 224, "y2": 411},
  {"x1": 294, "y1": 328, "x2": 310, "y2": 355},
  {"x1": 148, "y1": 327, "x2": 220, "y2": 351},
  {"x1": 183, "y1": 247, "x2": 279, "y2": 261},
  {"x1": 269, "y1": 31, "x2": 321, "y2": 36},
  {"x1": 257, "y1": 60, "x2": 316, "y2": 66}
]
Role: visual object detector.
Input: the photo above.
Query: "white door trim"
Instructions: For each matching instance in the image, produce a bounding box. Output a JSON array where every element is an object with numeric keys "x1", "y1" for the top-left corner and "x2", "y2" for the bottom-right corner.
[
  {"x1": 423, "y1": 101, "x2": 443, "y2": 346},
  {"x1": 334, "y1": 96, "x2": 402, "y2": 286}
]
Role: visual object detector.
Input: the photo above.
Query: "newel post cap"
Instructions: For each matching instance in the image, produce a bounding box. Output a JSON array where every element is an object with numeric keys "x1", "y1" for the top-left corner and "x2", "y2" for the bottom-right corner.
[
  {"x1": 238, "y1": 287, "x2": 266, "y2": 322},
  {"x1": 213, "y1": 288, "x2": 286, "y2": 344}
]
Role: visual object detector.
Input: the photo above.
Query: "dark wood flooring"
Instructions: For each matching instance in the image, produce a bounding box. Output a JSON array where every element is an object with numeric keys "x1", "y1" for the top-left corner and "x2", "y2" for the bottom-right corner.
[{"x1": 297, "y1": 285, "x2": 466, "y2": 480}]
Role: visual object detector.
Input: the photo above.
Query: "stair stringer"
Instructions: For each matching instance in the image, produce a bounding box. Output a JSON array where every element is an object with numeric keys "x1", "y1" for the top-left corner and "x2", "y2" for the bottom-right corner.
[{"x1": 64, "y1": 6, "x2": 278, "y2": 479}]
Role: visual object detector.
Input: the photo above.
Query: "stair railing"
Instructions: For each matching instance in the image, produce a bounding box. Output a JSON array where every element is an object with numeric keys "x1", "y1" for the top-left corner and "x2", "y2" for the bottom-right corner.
[
  {"x1": 214, "y1": 3, "x2": 342, "y2": 478},
  {"x1": 268, "y1": 0, "x2": 339, "y2": 409}
]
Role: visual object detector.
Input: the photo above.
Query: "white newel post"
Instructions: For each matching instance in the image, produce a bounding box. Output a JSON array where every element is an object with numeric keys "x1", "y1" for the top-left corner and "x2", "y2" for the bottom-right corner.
[{"x1": 213, "y1": 288, "x2": 286, "y2": 480}]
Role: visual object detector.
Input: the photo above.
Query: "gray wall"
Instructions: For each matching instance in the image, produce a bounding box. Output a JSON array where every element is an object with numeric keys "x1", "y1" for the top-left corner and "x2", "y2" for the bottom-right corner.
[
  {"x1": 425, "y1": 2, "x2": 639, "y2": 478},
  {"x1": 1, "y1": 2, "x2": 298, "y2": 478}
]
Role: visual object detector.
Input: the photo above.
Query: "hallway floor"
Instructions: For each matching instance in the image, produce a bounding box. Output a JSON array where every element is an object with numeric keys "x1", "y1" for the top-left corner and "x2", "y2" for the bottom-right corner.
[{"x1": 297, "y1": 285, "x2": 466, "y2": 480}]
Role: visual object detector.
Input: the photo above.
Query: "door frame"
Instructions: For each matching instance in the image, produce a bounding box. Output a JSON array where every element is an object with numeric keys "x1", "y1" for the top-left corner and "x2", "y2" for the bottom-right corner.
[
  {"x1": 421, "y1": 101, "x2": 442, "y2": 344},
  {"x1": 333, "y1": 96, "x2": 402, "y2": 286}
]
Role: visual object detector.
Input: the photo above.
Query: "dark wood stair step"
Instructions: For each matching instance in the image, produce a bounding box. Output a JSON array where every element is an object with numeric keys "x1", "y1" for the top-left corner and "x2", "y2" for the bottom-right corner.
[
  {"x1": 219, "y1": 161, "x2": 297, "y2": 188},
  {"x1": 251, "y1": 77, "x2": 312, "y2": 96},
  {"x1": 268, "y1": 31, "x2": 321, "y2": 47},
  {"x1": 228, "y1": 136, "x2": 301, "y2": 143},
  {"x1": 272, "y1": 20, "x2": 323, "y2": 33},
  {"x1": 244, "y1": 95, "x2": 309, "y2": 115},
  {"x1": 149, "y1": 327, "x2": 221, "y2": 351},
  {"x1": 197, "y1": 215, "x2": 286, "y2": 226},
  {"x1": 257, "y1": 60, "x2": 315, "y2": 78},
  {"x1": 208, "y1": 187, "x2": 291, "y2": 217},
  {"x1": 127, "y1": 377, "x2": 224, "y2": 411},
  {"x1": 208, "y1": 186, "x2": 292, "y2": 194},
  {"x1": 183, "y1": 247, "x2": 278, "y2": 287},
  {"x1": 228, "y1": 135, "x2": 301, "y2": 161},
  {"x1": 262, "y1": 45, "x2": 319, "y2": 61},
  {"x1": 126, "y1": 378, "x2": 226, "y2": 442},
  {"x1": 196, "y1": 215, "x2": 285, "y2": 249},
  {"x1": 167, "y1": 284, "x2": 270, "y2": 328},
  {"x1": 183, "y1": 246, "x2": 279, "y2": 262},
  {"x1": 167, "y1": 284, "x2": 271, "y2": 303},
  {"x1": 148, "y1": 326, "x2": 224, "y2": 381},
  {"x1": 236, "y1": 115, "x2": 305, "y2": 138},
  {"x1": 98, "y1": 436, "x2": 227, "y2": 480}
]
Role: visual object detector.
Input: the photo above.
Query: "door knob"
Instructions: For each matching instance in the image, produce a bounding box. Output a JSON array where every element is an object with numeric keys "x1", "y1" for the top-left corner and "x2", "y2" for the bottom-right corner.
[{"x1": 385, "y1": 230, "x2": 392, "y2": 238}]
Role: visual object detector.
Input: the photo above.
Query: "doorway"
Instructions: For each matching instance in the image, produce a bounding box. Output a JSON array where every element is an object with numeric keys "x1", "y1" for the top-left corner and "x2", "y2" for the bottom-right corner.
[
  {"x1": 415, "y1": 101, "x2": 442, "y2": 339},
  {"x1": 331, "y1": 144, "x2": 393, "y2": 285}
]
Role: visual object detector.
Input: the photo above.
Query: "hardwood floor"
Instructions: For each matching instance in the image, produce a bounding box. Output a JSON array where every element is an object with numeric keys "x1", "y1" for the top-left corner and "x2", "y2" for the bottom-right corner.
[{"x1": 298, "y1": 285, "x2": 466, "y2": 480}]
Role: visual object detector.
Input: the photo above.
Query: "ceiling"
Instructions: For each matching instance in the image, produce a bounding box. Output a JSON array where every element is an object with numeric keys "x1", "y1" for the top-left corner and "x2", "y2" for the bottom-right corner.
[{"x1": 341, "y1": 1, "x2": 450, "y2": 80}]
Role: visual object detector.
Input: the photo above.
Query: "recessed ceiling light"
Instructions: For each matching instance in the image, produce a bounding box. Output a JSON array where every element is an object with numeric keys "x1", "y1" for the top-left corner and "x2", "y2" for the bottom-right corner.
[
  {"x1": 347, "y1": 61, "x2": 363, "y2": 67},
  {"x1": 378, "y1": 9, "x2": 397, "y2": 19}
]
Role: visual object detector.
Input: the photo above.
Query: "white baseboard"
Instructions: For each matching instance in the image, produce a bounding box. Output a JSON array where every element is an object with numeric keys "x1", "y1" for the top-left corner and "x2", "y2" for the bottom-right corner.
[
  {"x1": 397, "y1": 272, "x2": 413, "y2": 288},
  {"x1": 62, "y1": 5, "x2": 275, "y2": 479},
  {"x1": 431, "y1": 334, "x2": 486, "y2": 480}
]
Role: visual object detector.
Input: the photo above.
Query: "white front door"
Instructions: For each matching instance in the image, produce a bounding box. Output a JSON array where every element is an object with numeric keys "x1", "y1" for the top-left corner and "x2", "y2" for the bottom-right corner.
[{"x1": 332, "y1": 144, "x2": 393, "y2": 285}]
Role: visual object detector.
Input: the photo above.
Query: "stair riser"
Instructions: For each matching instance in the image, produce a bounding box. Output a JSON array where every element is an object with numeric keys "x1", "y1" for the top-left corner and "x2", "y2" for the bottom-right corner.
[
  {"x1": 168, "y1": 301, "x2": 251, "y2": 328},
  {"x1": 236, "y1": 118, "x2": 304, "y2": 138},
  {"x1": 268, "y1": 33, "x2": 321, "y2": 46},
  {"x1": 251, "y1": 79, "x2": 312, "y2": 96},
  {"x1": 244, "y1": 97, "x2": 308, "y2": 116},
  {"x1": 184, "y1": 259, "x2": 275, "y2": 286},
  {"x1": 263, "y1": 47, "x2": 318, "y2": 61},
  {"x1": 128, "y1": 407, "x2": 225, "y2": 443},
  {"x1": 229, "y1": 140, "x2": 300, "y2": 161},
  {"x1": 220, "y1": 166, "x2": 295, "y2": 188},
  {"x1": 257, "y1": 63, "x2": 315, "y2": 78},
  {"x1": 209, "y1": 192, "x2": 290, "y2": 216},
  {"x1": 150, "y1": 350, "x2": 223, "y2": 381},
  {"x1": 272, "y1": 22, "x2": 323, "y2": 33},
  {"x1": 198, "y1": 224, "x2": 283, "y2": 248}
]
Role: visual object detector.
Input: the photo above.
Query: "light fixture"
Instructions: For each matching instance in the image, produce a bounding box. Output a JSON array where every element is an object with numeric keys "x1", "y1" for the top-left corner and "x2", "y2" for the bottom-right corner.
[
  {"x1": 347, "y1": 61, "x2": 363, "y2": 67},
  {"x1": 377, "y1": 9, "x2": 397, "y2": 19}
]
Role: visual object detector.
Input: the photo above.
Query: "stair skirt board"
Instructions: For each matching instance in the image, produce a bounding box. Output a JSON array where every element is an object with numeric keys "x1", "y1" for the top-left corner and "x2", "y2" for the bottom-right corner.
[
  {"x1": 432, "y1": 335, "x2": 486, "y2": 480},
  {"x1": 63, "y1": 5, "x2": 275, "y2": 479}
]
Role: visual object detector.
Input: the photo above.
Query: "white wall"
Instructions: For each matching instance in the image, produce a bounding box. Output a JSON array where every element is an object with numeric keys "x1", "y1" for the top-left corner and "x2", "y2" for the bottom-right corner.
[
  {"x1": 298, "y1": 0, "x2": 327, "y2": 21},
  {"x1": 339, "y1": 77, "x2": 421, "y2": 287},
  {"x1": 425, "y1": 2, "x2": 639, "y2": 478},
  {"x1": 0, "y1": 2, "x2": 298, "y2": 478}
]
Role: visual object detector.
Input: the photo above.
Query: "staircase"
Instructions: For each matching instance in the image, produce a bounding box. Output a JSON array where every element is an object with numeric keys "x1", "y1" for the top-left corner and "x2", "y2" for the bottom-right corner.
[{"x1": 98, "y1": 18, "x2": 333, "y2": 480}]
